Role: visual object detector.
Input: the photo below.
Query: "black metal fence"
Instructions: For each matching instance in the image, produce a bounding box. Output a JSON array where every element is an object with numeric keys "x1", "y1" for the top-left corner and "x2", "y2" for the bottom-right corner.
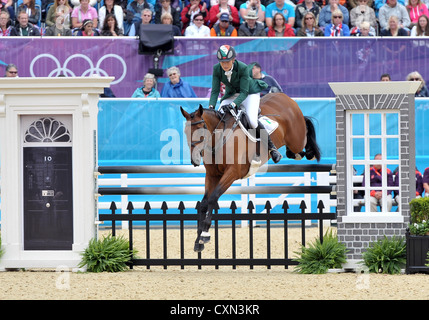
[{"x1": 98, "y1": 199, "x2": 336, "y2": 269}]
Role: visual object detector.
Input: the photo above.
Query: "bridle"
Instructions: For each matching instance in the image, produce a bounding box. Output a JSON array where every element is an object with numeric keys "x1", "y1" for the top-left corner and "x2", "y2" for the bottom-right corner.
[{"x1": 187, "y1": 110, "x2": 238, "y2": 157}]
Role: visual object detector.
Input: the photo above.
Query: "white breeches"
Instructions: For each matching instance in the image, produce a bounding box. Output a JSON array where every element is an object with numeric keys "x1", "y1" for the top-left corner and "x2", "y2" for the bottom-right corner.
[{"x1": 219, "y1": 93, "x2": 260, "y2": 129}]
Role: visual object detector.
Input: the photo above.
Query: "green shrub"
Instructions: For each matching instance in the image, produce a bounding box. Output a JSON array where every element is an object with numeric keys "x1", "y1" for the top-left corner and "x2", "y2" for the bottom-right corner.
[
  {"x1": 79, "y1": 234, "x2": 137, "y2": 272},
  {"x1": 293, "y1": 229, "x2": 348, "y2": 274},
  {"x1": 409, "y1": 197, "x2": 429, "y2": 235},
  {"x1": 361, "y1": 236, "x2": 406, "y2": 274},
  {"x1": 0, "y1": 233, "x2": 3, "y2": 259}
]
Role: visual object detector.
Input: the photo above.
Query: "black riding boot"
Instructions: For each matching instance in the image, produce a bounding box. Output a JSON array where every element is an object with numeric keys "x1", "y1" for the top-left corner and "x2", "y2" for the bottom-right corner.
[{"x1": 257, "y1": 121, "x2": 282, "y2": 163}]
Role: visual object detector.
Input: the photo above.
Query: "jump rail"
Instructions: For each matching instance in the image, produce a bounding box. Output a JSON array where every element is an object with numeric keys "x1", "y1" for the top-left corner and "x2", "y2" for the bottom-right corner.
[
  {"x1": 97, "y1": 164, "x2": 336, "y2": 174},
  {"x1": 97, "y1": 164, "x2": 336, "y2": 196}
]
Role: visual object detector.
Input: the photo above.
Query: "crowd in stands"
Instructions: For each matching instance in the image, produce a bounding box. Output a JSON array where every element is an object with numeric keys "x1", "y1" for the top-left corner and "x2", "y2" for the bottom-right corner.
[{"x1": 1, "y1": 0, "x2": 429, "y2": 37}]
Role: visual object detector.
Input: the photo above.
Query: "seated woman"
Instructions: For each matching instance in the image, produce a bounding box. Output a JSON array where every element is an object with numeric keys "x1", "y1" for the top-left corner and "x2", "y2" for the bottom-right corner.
[
  {"x1": 45, "y1": 0, "x2": 72, "y2": 29},
  {"x1": 16, "y1": 0, "x2": 40, "y2": 26},
  {"x1": 410, "y1": 14, "x2": 429, "y2": 36},
  {"x1": 296, "y1": 11, "x2": 324, "y2": 36},
  {"x1": 380, "y1": 15, "x2": 408, "y2": 36},
  {"x1": 71, "y1": 0, "x2": 98, "y2": 30},
  {"x1": 324, "y1": 9, "x2": 350, "y2": 36},
  {"x1": 132, "y1": 73, "x2": 161, "y2": 98},
  {"x1": 100, "y1": 13, "x2": 124, "y2": 36},
  {"x1": 98, "y1": 0, "x2": 124, "y2": 31},
  {"x1": 75, "y1": 18, "x2": 99, "y2": 36},
  {"x1": 161, "y1": 66, "x2": 197, "y2": 98},
  {"x1": 267, "y1": 12, "x2": 295, "y2": 37}
]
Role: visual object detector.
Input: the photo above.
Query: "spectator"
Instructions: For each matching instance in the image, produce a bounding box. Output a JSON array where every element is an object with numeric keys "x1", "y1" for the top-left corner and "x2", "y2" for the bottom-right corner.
[
  {"x1": 16, "y1": 0, "x2": 40, "y2": 26},
  {"x1": 75, "y1": 18, "x2": 100, "y2": 35},
  {"x1": 184, "y1": 12, "x2": 210, "y2": 36},
  {"x1": 161, "y1": 66, "x2": 197, "y2": 98},
  {"x1": 124, "y1": 0, "x2": 154, "y2": 35},
  {"x1": 71, "y1": 0, "x2": 98, "y2": 29},
  {"x1": 318, "y1": 0, "x2": 349, "y2": 29},
  {"x1": 208, "y1": 0, "x2": 240, "y2": 28},
  {"x1": 296, "y1": 11, "x2": 324, "y2": 36},
  {"x1": 239, "y1": 0, "x2": 265, "y2": 25},
  {"x1": 1, "y1": 0, "x2": 15, "y2": 22},
  {"x1": 407, "y1": 0, "x2": 429, "y2": 28},
  {"x1": 423, "y1": 166, "x2": 429, "y2": 196},
  {"x1": 267, "y1": 12, "x2": 295, "y2": 36},
  {"x1": 44, "y1": 14, "x2": 72, "y2": 35},
  {"x1": 380, "y1": 73, "x2": 391, "y2": 81},
  {"x1": 265, "y1": 0, "x2": 295, "y2": 28},
  {"x1": 238, "y1": 9, "x2": 266, "y2": 36},
  {"x1": 380, "y1": 14, "x2": 408, "y2": 35},
  {"x1": 132, "y1": 73, "x2": 161, "y2": 97},
  {"x1": 393, "y1": 166, "x2": 424, "y2": 198},
  {"x1": 99, "y1": 0, "x2": 124, "y2": 31},
  {"x1": 295, "y1": 0, "x2": 321, "y2": 30},
  {"x1": 100, "y1": 13, "x2": 124, "y2": 36},
  {"x1": 349, "y1": 0, "x2": 377, "y2": 32},
  {"x1": 406, "y1": 71, "x2": 429, "y2": 97},
  {"x1": 128, "y1": 8, "x2": 152, "y2": 36},
  {"x1": 10, "y1": 11, "x2": 41, "y2": 35},
  {"x1": 251, "y1": 62, "x2": 283, "y2": 96},
  {"x1": 348, "y1": 0, "x2": 373, "y2": 10},
  {"x1": 181, "y1": 0, "x2": 209, "y2": 34},
  {"x1": 154, "y1": 0, "x2": 181, "y2": 28},
  {"x1": 45, "y1": 0, "x2": 72, "y2": 29},
  {"x1": 4, "y1": 63, "x2": 18, "y2": 77},
  {"x1": 352, "y1": 20, "x2": 376, "y2": 36},
  {"x1": 210, "y1": 12, "x2": 238, "y2": 36},
  {"x1": 362, "y1": 153, "x2": 395, "y2": 212},
  {"x1": 324, "y1": 9, "x2": 350, "y2": 36},
  {"x1": 410, "y1": 14, "x2": 429, "y2": 36},
  {"x1": 160, "y1": 12, "x2": 181, "y2": 36},
  {"x1": 378, "y1": 0, "x2": 410, "y2": 31},
  {"x1": 185, "y1": 0, "x2": 211, "y2": 9},
  {"x1": 0, "y1": 11, "x2": 12, "y2": 36},
  {"x1": 70, "y1": 0, "x2": 96, "y2": 6}
]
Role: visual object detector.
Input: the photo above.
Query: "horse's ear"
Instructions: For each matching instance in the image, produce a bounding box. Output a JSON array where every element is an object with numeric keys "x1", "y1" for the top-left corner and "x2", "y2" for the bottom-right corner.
[
  {"x1": 180, "y1": 106, "x2": 190, "y2": 120},
  {"x1": 198, "y1": 104, "x2": 204, "y2": 116}
]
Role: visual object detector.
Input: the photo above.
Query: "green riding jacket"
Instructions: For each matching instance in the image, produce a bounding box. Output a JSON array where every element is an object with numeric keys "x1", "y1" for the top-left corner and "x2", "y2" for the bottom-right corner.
[{"x1": 208, "y1": 60, "x2": 268, "y2": 108}]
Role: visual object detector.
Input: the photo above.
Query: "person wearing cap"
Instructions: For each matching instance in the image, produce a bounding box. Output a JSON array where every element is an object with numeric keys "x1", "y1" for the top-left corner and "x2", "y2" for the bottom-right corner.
[
  {"x1": 184, "y1": 12, "x2": 210, "y2": 36},
  {"x1": 208, "y1": 45, "x2": 282, "y2": 163},
  {"x1": 238, "y1": 9, "x2": 266, "y2": 36},
  {"x1": 210, "y1": 12, "x2": 237, "y2": 36},
  {"x1": 208, "y1": 0, "x2": 239, "y2": 28}
]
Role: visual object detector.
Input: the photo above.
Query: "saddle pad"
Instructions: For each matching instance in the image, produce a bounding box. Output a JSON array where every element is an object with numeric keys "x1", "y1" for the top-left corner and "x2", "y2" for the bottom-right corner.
[{"x1": 238, "y1": 116, "x2": 279, "y2": 143}]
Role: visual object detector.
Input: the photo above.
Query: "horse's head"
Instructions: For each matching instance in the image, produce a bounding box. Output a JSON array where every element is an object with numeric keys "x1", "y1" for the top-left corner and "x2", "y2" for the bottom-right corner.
[{"x1": 180, "y1": 105, "x2": 207, "y2": 167}]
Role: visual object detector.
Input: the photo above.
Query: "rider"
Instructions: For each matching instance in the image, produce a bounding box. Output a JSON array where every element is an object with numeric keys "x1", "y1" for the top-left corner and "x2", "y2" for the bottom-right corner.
[{"x1": 208, "y1": 44, "x2": 282, "y2": 163}]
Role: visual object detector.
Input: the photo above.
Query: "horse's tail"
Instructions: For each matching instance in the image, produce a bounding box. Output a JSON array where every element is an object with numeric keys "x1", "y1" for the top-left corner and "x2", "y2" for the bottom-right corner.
[{"x1": 304, "y1": 116, "x2": 321, "y2": 162}]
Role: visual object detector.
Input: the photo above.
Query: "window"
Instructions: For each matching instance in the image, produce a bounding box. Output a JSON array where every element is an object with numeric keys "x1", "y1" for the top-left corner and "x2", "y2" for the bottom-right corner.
[{"x1": 345, "y1": 110, "x2": 401, "y2": 221}]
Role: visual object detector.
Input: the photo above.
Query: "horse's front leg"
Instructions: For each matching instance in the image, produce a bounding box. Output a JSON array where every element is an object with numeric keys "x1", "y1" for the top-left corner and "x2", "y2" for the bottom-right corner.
[{"x1": 194, "y1": 175, "x2": 219, "y2": 252}]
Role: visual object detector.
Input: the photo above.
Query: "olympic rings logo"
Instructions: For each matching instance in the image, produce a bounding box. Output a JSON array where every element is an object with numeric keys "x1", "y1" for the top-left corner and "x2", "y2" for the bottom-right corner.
[{"x1": 29, "y1": 53, "x2": 127, "y2": 85}]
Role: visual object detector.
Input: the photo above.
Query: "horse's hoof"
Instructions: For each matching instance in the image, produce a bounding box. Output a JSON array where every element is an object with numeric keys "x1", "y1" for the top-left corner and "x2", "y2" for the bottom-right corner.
[
  {"x1": 294, "y1": 153, "x2": 302, "y2": 160},
  {"x1": 194, "y1": 242, "x2": 205, "y2": 252},
  {"x1": 200, "y1": 231, "x2": 211, "y2": 244}
]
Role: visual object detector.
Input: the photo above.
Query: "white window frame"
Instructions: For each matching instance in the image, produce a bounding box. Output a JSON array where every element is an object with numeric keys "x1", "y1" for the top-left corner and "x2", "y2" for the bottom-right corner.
[{"x1": 343, "y1": 110, "x2": 403, "y2": 223}]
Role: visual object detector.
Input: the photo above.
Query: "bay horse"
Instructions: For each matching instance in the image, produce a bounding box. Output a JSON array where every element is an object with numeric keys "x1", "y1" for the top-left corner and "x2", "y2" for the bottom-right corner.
[{"x1": 180, "y1": 92, "x2": 321, "y2": 252}]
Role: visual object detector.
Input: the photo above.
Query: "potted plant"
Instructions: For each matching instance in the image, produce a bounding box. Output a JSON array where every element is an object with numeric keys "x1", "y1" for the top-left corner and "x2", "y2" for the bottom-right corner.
[{"x1": 406, "y1": 197, "x2": 429, "y2": 274}]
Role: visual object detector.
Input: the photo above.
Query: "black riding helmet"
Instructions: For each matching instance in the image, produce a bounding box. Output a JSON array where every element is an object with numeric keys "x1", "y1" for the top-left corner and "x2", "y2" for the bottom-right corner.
[{"x1": 217, "y1": 45, "x2": 236, "y2": 62}]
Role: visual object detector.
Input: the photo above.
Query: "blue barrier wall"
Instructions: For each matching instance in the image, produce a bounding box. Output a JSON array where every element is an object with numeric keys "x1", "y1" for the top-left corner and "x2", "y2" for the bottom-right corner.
[{"x1": 98, "y1": 98, "x2": 429, "y2": 172}]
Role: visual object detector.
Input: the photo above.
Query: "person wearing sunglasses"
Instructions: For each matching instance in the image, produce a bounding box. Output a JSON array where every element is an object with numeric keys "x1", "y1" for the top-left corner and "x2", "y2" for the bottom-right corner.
[
  {"x1": 324, "y1": 9, "x2": 350, "y2": 36},
  {"x1": 319, "y1": 0, "x2": 349, "y2": 29},
  {"x1": 161, "y1": 66, "x2": 197, "y2": 98},
  {"x1": 184, "y1": 12, "x2": 210, "y2": 36},
  {"x1": 406, "y1": 71, "x2": 429, "y2": 97},
  {"x1": 5, "y1": 64, "x2": 18, "y2": 77}
]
